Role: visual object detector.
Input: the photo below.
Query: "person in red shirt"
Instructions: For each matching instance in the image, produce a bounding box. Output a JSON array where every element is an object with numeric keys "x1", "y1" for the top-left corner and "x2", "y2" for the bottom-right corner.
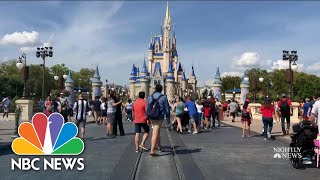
[
  {"x1": 277, "y1": 94, "x2": 293, "y2": 135},
  {"x1": 203, "y1": 103, "x2": 211, "y2": 129},
  {"x1": 261, "y1": 98, "x2": 276, "y2": 140},
  {"x1": 132, "y1": 91, "x2": 150, "y2": 153}
]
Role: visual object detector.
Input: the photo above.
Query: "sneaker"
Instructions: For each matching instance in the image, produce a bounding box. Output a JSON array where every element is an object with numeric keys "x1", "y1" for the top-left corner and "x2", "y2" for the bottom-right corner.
[
  {"x1": 264, "y1": 138, "x2": 267, "y2": 141},
  {"x1": 267, "y1": 132, "x2": 271, "y2": 139},
  {"x1": 286, "y1": 129, "x2": 290, "y2": 135},
  {"x1": 218, "y1": 124, "x2": 221, "y2": 127},
  {"x1": 193, "y1": 131, "x2": 198, "y2": 134},
  {"x1": 247, "y1": 134, "x2": 251, "y2": 138},
  {"x1": 188, "y1": 130, "x2": 191, "y2": 133}
]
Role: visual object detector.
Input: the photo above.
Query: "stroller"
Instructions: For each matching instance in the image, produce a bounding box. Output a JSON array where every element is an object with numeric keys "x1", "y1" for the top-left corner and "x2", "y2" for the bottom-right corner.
[{"x1": 289, "y1": 120, "x2": 318, "y2": 169}]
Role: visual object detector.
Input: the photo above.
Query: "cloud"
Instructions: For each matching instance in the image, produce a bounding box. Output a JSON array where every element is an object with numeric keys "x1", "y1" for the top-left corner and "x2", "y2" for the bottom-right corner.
[
  {"x1": 1, "y1": 31, "x2": 40, "y2": 46},
  {"x1": 19, "y1": 42, "x2": 52, "y2": 53},
  {"x1": 232, "y1": 52, "x2": 260, "y2": 69},
  {"x1": 305, "y1": 62, "x2": 320, "y2": 73},
  {"x1": 221, "y1": 71, "x2": 242, "y2": 77}
]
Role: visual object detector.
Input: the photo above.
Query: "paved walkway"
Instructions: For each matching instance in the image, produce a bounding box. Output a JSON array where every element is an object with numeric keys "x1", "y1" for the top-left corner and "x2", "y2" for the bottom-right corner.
[
  {"x1": 1, "y1": 116, "x2": 319, "y2": 179},
  {"x1": 221, "y1": 115, "x2": 291, "y2": 142}
]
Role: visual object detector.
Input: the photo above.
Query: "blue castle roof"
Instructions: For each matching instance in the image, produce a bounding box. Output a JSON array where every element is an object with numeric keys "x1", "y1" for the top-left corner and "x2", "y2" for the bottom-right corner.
[
  {"x1": 213, "y1": 66, "x2": 222, "y2": 84},
  {"x1": 91, "y1": 66, "x2": 102, "y2": 83},
  {"x1": 153, "y1": 62, "x2": 162, "y2": 77},
  {"x1": 149, "y1": 42, "x2": 154, "y2": 50},
  {"x1": 177, "y1": 62, "x2": 183, "y2": 72},
  {"x1": 191, "y1": 65, "x2": 195, "y2": 76},
  {"x1": 65, "y1": 69, "x2": 74, "y2": 83},
  {"x1": 241, "y1": 71, "x2": 249, "y2": 85},
  {"x1": 168, "y1": 61, "x2": 174, "y2": 73},
  {"x1": 182, "y1": 71, "x2": 186, "y2": 81},
  {"x1": 141, "y1": 58, "x2": 148, "y2": 74}
]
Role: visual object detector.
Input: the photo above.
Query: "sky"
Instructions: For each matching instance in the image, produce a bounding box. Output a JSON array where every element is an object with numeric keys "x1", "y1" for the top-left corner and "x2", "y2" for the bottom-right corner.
[{"x1": 1, "y1": 1, "x2": 320, "y2": 86}]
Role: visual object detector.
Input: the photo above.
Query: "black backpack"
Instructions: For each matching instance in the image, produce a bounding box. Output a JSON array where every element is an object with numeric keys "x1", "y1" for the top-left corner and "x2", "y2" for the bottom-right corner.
[
  {"x1": 147, "y1": 93, "x2": 164, "y2": 120},
  {"x1": 242, "y1": 108, "x2": 250, "y2": 118},
  {"x1": 280, "y1": 100, "x2": 290, "y2": 114}
]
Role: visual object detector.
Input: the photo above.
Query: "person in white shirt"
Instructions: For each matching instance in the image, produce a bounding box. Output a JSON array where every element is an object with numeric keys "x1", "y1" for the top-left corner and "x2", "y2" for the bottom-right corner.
[
  {"x1": 196, "y1": 101, "x2": 204, "y2": 128},
  {"x1": 310, "y1": 95, "x2": 320, "y2": 133}
]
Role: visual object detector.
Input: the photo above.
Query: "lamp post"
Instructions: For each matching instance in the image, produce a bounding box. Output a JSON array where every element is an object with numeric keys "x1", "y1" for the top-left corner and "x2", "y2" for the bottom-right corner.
[
  {"x1": 232, "y1": 90, "x2": 236, "y2": 100},
  {"x1": 16, "y1": 53, "x2": 29, "y2": 99},
  {"x1": 36, "y1": 46, "x2": 53, "y2": 101},
  {"x1": 282, "y1": 50, "x2": 298, "y2": 99},
  {"x1": 244, "y1": 69, "x2": 264, "y2": 103},
  {"x1": 54, "y1": 75, "x2": 59, "y2": 88}
]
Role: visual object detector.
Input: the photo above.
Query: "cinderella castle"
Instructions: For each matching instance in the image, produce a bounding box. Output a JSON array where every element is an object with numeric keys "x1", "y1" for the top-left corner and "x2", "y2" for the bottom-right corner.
[{"x1": 128, "y1": 3, "x2": 197, "y2": 101}]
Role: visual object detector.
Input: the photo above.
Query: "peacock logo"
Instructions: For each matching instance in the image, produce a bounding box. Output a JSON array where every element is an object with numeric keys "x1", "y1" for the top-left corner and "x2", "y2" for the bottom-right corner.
[{"x1": 12, "y1": 113, "x2": 84, "y2": 155}]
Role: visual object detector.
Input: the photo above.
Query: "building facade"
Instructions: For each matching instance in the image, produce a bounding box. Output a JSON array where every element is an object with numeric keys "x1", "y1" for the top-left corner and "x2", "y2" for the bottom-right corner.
[{"x1": 128, "y1": 3, "x2": 197, "y2": 101}]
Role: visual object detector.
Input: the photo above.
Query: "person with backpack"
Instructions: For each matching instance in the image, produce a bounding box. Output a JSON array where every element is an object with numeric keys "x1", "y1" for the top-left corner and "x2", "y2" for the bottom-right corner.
[
  {"x1": 147, "y1": 84, "x2": 170, "y2": 157},
  {"x1": 185, "y1": 96, "x2": 199, "y2": 134},
  {"x1": 241, "y1": 101, "x2": 252, "y2": 137},
  {"x1": 261, "y1": 98, "x2": 276, "y2": 140},
  {"x1": 277, "y1": 94, "x2": 293, "y2": 135},
  {"x1": 73, "y1": 94, "x2": 90, "y2": 140}
]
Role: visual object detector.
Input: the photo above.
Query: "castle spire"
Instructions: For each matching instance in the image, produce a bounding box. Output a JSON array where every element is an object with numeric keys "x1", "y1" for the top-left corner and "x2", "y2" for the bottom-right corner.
[
  {"x1": 168, "y1": 61, "x2": 174, "y2": 73},
  {"x1": 141, "y1": 57, "x2": 148, "y2": 74},
  {"x1": 191, "y1": 65, "x2": 195, "y2": 76},
  {"x1": 177, "y1": 62, "x2": 183, "y2": 72},
  {"x1": 165, "y1": 1, "x2": 171, "y2": 22},
  {"x1": 182, "y1": 71, "x2": 187, "y2": 81},
  {"x1": 130, "y1": 64, "x2": 137, "y2": 76},
  {"x1": 214, "y1": 65, "x2": 221, "y2": 79},
  {"x1": 65, "y1": 69, "x2": 74, "y2": 83}
]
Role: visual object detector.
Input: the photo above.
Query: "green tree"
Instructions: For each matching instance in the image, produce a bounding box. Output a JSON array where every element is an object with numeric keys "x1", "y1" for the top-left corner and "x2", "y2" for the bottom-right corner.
[
  {"x1": 221, "y1": 76, "x2": 242, "y2": 92},
  {"x1": 73, "y1": 68, "x2": 95, "y2": 89}
]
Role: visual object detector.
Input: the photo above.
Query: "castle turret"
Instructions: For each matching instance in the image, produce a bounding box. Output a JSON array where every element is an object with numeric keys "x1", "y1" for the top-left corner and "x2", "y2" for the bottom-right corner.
[
  {"x1": 212, "y1": 65, "x2": 222, "y2": 101},
  {"x1": 162, "y1": 1, "x2": 171, "y2": 74},
  {"x1": 64, "y1": 69, "x2": 74, "y2": 108},
  {"x1": 129, "y1": 64, "x2": 137, "y2": 100},
  {"x1": 240, "y1": 70, "x2": 250, "y2": 104},
  {"x1": 188, "y1": 65, "x2": 197, "y2": 99},
  {"x1": 140, "y1": 58, "x2": 150, "y2": 98},
  {"x1": 91, "y1": 66, "x2": 103, "y2": 100},
  {"x1": 181, "y1": 70, "x2": 187, "y2": 94},
  {"x1": 166, "y1": 61, "x2": 175, "y2": 101},
  {"x1": 148, "y1": 33, "x2": 154, "y2": 61}
]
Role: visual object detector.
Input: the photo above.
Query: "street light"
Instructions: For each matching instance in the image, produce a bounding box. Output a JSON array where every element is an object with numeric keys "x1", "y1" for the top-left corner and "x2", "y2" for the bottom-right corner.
[
  {"x1": 36, "y1": 46, "x2": 53, "y2": 101},
  {"x1": 233, "y1": 91, "x2": 236, "y2": 100},
  {"x1": 16, "y1": 53, "x2": 29, "y2": 99},
  {"x1": 282, "y1": 50, "x2": 298, "y2": 99}
]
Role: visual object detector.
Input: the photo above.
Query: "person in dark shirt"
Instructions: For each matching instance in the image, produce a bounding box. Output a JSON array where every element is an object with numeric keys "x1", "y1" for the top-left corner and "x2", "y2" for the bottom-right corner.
[
  {"x1": 92, "y1": 96, "x2": 102, "y2": 125},
  {"x1": 60, "y1": 104, "x2": 69, "y2": 123},
  {"x1": 53, "y1": 99, "x2": 59, "y2": 113},
  {"x1": 112, "y1": 92, "x2": 125, "y2": 136}
]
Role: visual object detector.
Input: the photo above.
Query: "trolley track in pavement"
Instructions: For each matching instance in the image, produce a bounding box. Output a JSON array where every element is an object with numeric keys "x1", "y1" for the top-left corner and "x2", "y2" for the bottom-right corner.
[{"x1": 130, "y1": 123, "x2": 185, "y2": 180}]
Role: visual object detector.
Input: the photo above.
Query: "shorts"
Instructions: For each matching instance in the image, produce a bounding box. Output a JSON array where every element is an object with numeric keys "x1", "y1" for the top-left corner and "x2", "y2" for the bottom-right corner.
[
  {"x1": 189, "y1": 115, "x2": 197, "y2": 125},
  {"x1": 241, "y1": 118, "x2": 251, "y2": 125},
  {"x1": 223, "y1": 107, "x2": 227, "y2": 111},
  {"x1": 102, "y1": 110, "x2": 107, "y2": 117},
  {"x1": 3, "y1": 107, "x2": 9, "y2": 113},
  {"x1": 75, "y1": 119, "x2": 86, "y2": 128},
  {"x1": 176, "y1": 114, "x2": 183, "y2": 118},
  {"x1": 135, "y1": 123, "x2": 150, "y2": 133},
  {"x1": 230, "y1": 112, "x2": 236, "y2": 117},
  {"x1": 107, "y1": 112, "x2": 115, "y2": 124},
  {"x1": 151, "y1": 119, "x2": 164, "y2": 127},
  {"x1": 94, "y1": 111, "x2": 101, "y2": 118}
]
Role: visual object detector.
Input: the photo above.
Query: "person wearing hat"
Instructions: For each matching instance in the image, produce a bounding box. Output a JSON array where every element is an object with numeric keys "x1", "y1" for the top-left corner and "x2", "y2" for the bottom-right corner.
[
  {"x1": 277, "y1": 94, "x2": 293, "y2": 135},
  {"x1": 261, "y1": 98, "x2": 276, "y2": 140}
]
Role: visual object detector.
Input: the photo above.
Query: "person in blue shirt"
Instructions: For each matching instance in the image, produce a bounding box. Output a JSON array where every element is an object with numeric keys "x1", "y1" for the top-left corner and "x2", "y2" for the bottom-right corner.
[
  {"x1": 302, "y1": 98, "x2": 310, "y2": 120},
  {"x1": 185, "y1": 96, "x2": 199, "y2": 134},
  {"x1": 147, "y1": 84, "x2": 170, "y2": 157}
]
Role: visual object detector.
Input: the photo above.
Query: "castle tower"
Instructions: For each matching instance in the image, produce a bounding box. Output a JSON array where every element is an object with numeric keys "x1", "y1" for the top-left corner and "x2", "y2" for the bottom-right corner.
[
  {"x1": 176, "y1": 62, "x2": 183, "y2": 82},
  {"x1": 162, "y1": 1, "x2": 171, "y2": 74},
  {"x1": 213, "y1": 65, "x2": 223, "y2": 101},
  {"x1": 166, "y1": 61, "x2": 175, "y2": 101},
  {"x1": 148, "y1": 33, "x2": 154, "y2": 61},
  {"x1": 129, "y1": 64, "x2": 137, "y2": 100},
  {"x1": 140, "y1": 58, "x2": 150, "y2": 98},
  {"x1": 240, "y1": 70, "x2": 250, "y2": 104},
  {"x1": 91, "y1": 66, "x2": 103, "y2": 100},
  {"x1": 181, "y1": 71, "x2": 187, "y2": 96},
  {"x1": 64, "y1": 69, "x2": 74, "y2": 107},
  {"x1": 188, "y1": 65, "x2": 197, "y2": 94}
]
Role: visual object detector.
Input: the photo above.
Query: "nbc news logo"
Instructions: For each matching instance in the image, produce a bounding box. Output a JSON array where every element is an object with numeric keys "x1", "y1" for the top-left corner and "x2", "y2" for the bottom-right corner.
[{"x1": 273, "y1": 147, "x2": 302, "y2": 159}]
